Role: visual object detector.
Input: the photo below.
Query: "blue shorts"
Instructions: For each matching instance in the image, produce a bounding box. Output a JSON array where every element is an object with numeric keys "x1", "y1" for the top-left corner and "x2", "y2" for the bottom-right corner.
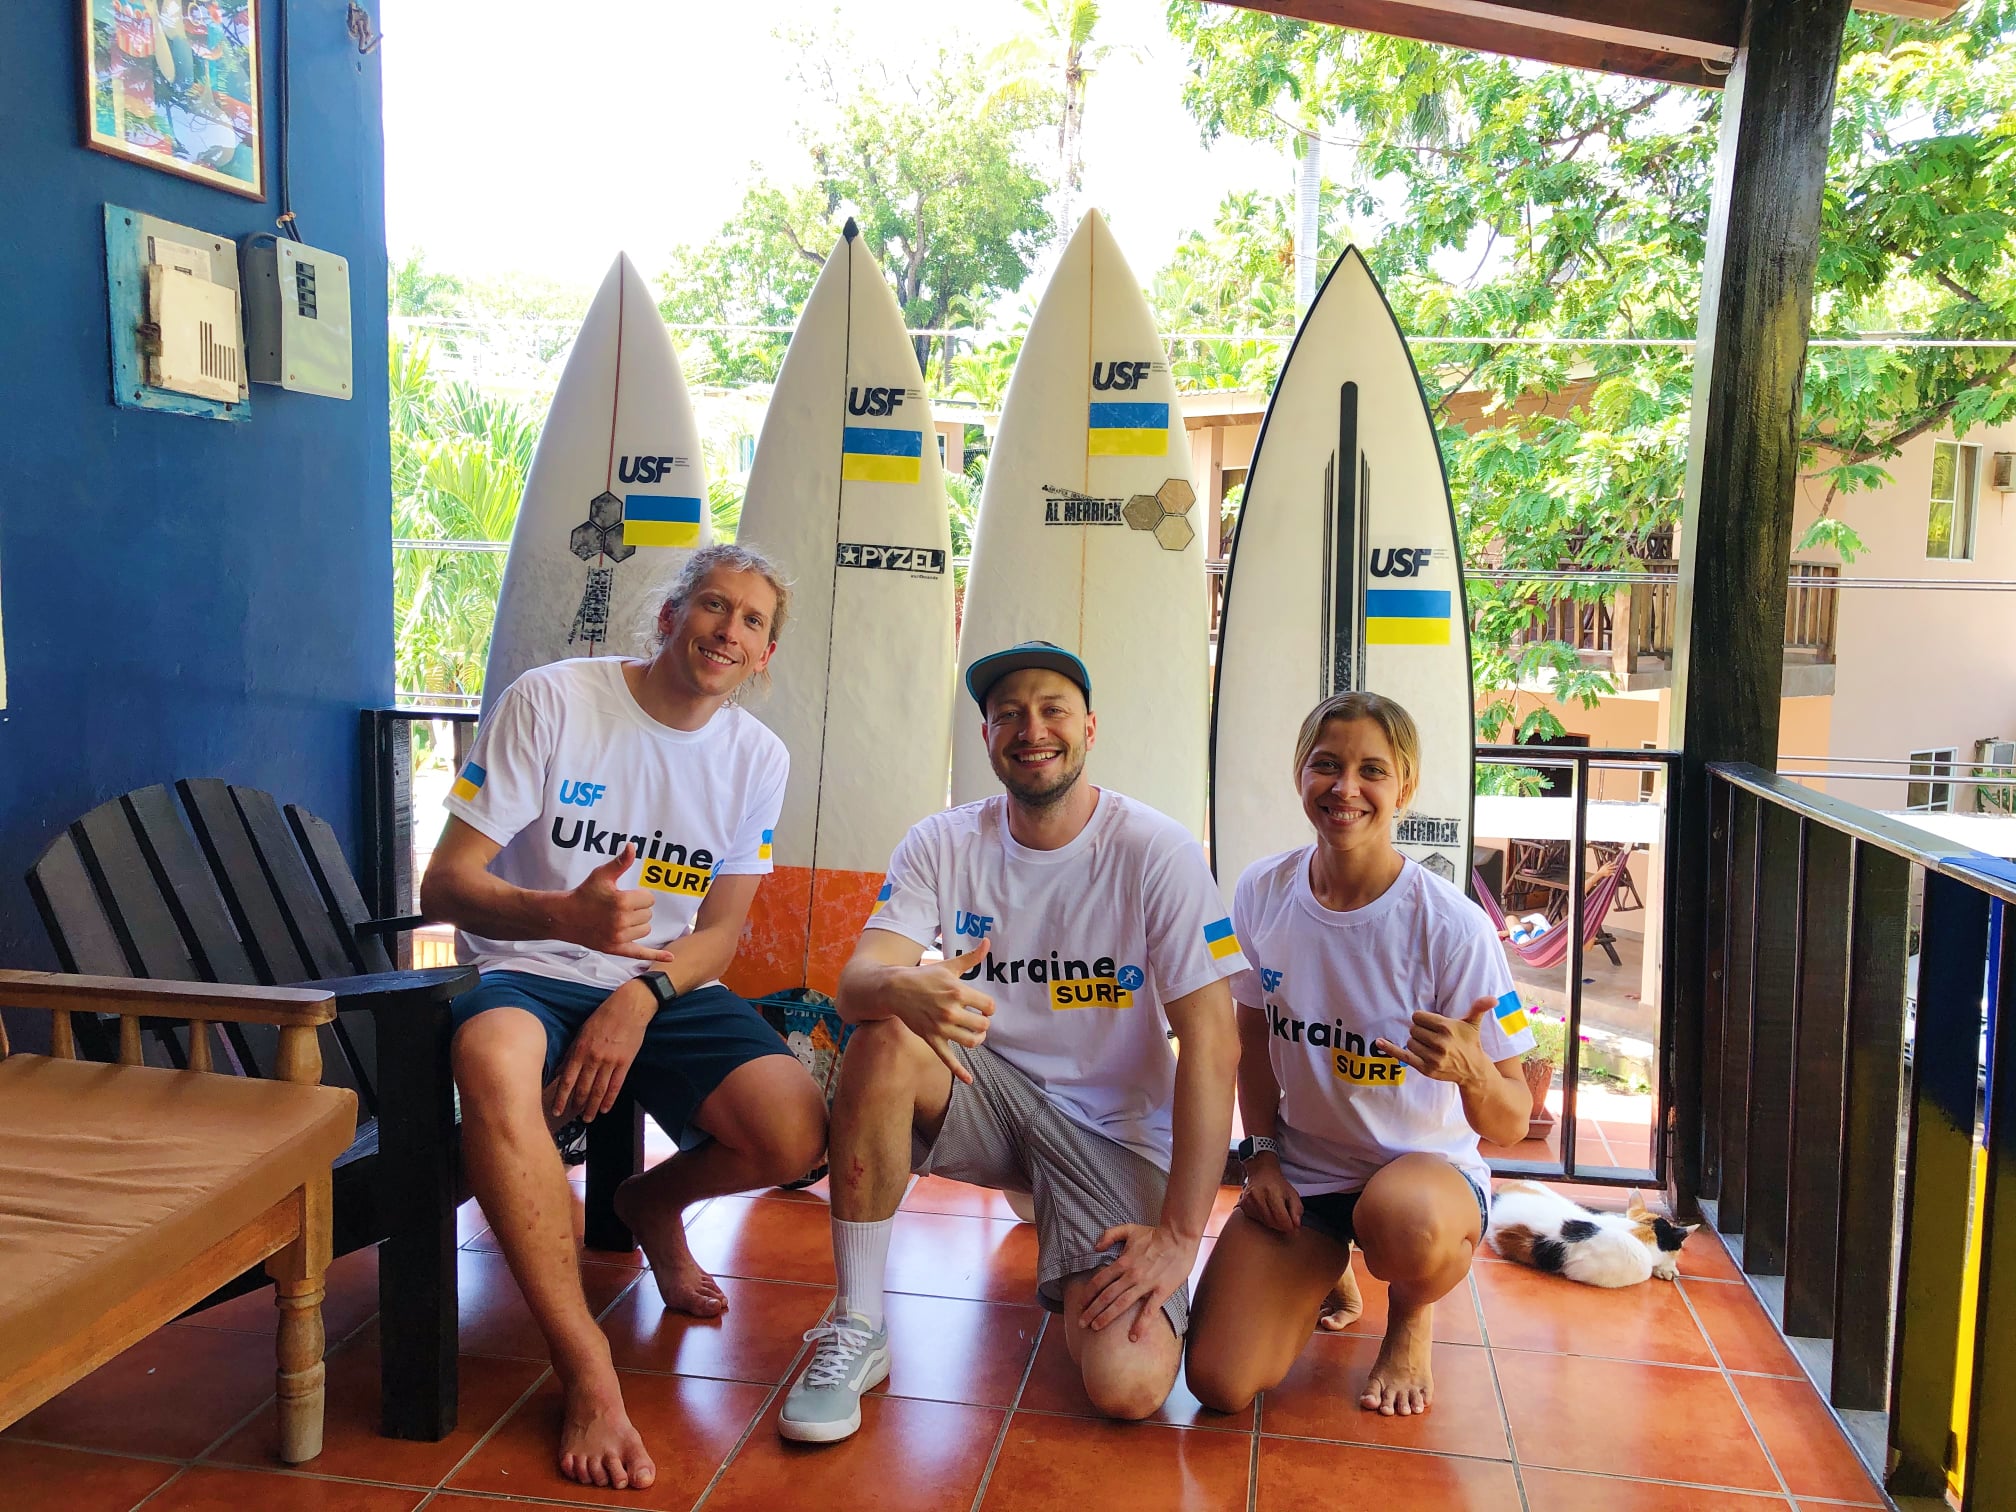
[
  {"x1": 449, "y1": 970, "x2": 795, "y2": 1147},
  {"x1": 1297, "y1": 1171, "x2": 1492, "y2": 1248}
]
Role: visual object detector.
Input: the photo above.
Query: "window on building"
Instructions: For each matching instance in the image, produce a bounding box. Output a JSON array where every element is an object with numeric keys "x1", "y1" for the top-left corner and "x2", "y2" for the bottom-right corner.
[
  {"x1": 1907, "y1": 747, "x2": 1957, "y2": 812},
  {"x1": 1926, "y1": 441, "x2": 1980, "y2": 560}
]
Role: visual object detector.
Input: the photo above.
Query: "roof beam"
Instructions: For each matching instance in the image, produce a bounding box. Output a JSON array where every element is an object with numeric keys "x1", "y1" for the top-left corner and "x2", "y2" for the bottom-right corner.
[{"x1": 1208, "y1": 0, "x2": 1738, "y2": 87}]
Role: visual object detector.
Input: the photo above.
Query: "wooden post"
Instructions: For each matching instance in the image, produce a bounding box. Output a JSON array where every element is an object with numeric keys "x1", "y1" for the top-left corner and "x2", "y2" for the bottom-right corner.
[
  {"x1": 267, "y1": 1177, "x2": 333, "y2": 1464},
  {"x1": 1664, "y1": 0, "x2": 1852, "y2": 1221}
]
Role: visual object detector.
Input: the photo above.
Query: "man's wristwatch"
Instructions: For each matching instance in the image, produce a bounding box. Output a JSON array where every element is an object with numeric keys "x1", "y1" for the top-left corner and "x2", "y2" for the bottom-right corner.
[
  {"x1": 1236, "y1": 1135, "x2": 1280, "y2": 1165},
  {"x1": 638, "y1": 970, "x2": 678, "y2": 1009}
]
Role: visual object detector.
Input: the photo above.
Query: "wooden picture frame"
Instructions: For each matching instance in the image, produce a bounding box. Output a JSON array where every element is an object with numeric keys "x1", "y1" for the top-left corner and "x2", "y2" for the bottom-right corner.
[{"x1": 81, "y1": 0, "x2": 265, "y2": 200}]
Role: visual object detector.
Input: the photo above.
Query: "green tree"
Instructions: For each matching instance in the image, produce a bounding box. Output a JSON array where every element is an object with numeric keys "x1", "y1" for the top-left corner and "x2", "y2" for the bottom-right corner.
[
  {"x1": 658, "y1": 33, "x2": 1059, "y2": 386},
  {"x1": 1167, "y1": 1, "x2": 2016, "y2": 749},
  {"x1": 389, "y1": 339, "x2": 538, "y2": 701}
]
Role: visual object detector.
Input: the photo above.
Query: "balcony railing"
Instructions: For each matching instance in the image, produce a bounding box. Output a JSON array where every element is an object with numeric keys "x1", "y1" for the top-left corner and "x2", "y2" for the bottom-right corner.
[
  {"x1": 1506, "y1": 560, "x2": 1840, "y2": 679},
  {"x1": 1697, "y1": 762, "x2": 2014, "y2": 1504}
]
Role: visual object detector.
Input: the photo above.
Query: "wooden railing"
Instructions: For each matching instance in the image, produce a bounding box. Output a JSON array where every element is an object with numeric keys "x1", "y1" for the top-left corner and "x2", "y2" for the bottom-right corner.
[{"x1": 1507, "y1": 560, "x2": 1838, "y2": 672}]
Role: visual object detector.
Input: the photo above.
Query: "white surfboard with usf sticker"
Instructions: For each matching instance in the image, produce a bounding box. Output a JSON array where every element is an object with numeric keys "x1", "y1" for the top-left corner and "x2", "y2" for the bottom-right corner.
[
  {"x1": 953, "y1": 211, "x2": 1208, "y2": 837},
  {"x1": 482, "y1": 253, "x2": 709, "y2": 710},
  {"x1": 1210, "y1": 246, "x2": 1475, "y2": 903},
  {"x1": 729, "y1": 221, "x2": 956, "y2": 999}
]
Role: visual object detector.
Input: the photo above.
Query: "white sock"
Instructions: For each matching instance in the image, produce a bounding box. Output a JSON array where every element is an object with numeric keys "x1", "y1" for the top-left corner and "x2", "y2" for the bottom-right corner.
[{"x1": 832, "y1": 1216, "x2": 894, "y2": 1330}]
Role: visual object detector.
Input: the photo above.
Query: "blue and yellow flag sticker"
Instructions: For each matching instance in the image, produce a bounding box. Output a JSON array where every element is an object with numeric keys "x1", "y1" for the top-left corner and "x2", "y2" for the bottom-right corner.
[
  {"x1": 1493, "y1": 990, "x2": 1529, "y2": 1037},
  {"x1": 1203, "y1": 917, "x2": 1241, "y2": 961},
  {"x1": 1088, "y1": 401, "x2": 1168, "y2": 456},
  {"x1": 1365, "y1": 588, "x2": 1452, "y2": 646},
  {"x1": 758, "y1": 828, "x2": 774, "y2": 862},
  {"x1": 451, "y1": 761, "x2": 485, "y2": 803},
  {"x1": 842, "y1": 426, "x2": 923, "y2": 484},
  {"x1": 624, "y1": 494, "x2": 703, "y2": 548},
  {"x1": 870, "y1": 881, "x2": 893, "y2": 915}
]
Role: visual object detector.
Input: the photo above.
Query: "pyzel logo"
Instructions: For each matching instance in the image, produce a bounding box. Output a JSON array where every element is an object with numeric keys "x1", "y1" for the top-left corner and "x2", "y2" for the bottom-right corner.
[
  {"x1": 617, "y1": 455, "x2": 682, "y2": 484},
  {"x1": 1394, "y1": 816, "x2": 1460, "y2": 847},
  {"x1": 953, "y1": 910, "x2": 994, "y2": 939},
  {"x1": 847, "y1": 386, "x2": 907, "y2": 416},
  {"x1": 1091, "y1": 360, "x2": 1154, "y2": 391},
  {"x1": 837, "y1": 542, "x2": 945, "y2": 575},
  {"x1": 1368, "y1": 546, "x2": 1448, "y2": 579},
  {"x1": 558, "y1": 781, "x2": 607, "y2": 808}
]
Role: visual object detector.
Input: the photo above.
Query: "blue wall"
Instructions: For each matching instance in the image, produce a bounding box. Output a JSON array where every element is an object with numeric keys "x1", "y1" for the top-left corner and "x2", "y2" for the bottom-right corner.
[{"x1": 0, "y1": 3, "x2": 391, "y2": 981}]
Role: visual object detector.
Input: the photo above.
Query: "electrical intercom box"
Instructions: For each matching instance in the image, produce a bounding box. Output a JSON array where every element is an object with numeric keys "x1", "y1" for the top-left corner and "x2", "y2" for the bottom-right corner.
[{"x1": 242, "y1": 237, "x2": 354, "y2": 399}]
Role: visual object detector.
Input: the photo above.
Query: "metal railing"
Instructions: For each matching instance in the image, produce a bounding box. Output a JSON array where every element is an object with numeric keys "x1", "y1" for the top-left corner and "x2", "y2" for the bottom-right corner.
[
  {"x1": 1696, "y1": 762, "x2": 2015, "y2": 1503},
  {"x1": 1478, "y1": 745, "x2": 1680, "y2": 1190},
  {"x1": 1506, "y1": 559, "x2": 1840, "y2": 670}
]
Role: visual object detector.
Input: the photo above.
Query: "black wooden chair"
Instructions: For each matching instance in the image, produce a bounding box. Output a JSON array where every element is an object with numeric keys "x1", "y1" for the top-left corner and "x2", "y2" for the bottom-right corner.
[{"x1": 23, "y1": 779, "x2": 644, "y2": 1441}]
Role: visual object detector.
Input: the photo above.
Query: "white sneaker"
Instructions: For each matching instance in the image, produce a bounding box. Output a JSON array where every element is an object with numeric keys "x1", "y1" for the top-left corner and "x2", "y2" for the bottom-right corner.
[{"x1": 778, "y1": 1314, "x2": 891, "y2": 1444}]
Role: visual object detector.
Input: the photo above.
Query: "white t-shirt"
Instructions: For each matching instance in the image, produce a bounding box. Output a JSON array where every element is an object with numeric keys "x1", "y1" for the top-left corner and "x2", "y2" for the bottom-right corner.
[
  {"x1": 1230, "y1": 850, "x2": 1533, "y2": 1195},
  {"x1": 444, "y1": 657, "x2": 788, "y2": 991},
  {"x1": 866, "y1": 789, "x2": 1248, "y2": 1168}
]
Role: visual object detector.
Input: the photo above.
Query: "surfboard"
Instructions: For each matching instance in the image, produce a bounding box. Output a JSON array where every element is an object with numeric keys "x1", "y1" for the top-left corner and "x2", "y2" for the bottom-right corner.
[
  {"x1": 1210, "y1": 246, "x2": 1475, "y2": 900},
  {"x1": 727, "y1": 222, "x2": 957, "y2": 998},
  {"x1": 481, "y1": 253, "x2": 708, "y2": 709},
  {"x1": 952, "y1": 211, "x2": 1208, "y2": 836}
]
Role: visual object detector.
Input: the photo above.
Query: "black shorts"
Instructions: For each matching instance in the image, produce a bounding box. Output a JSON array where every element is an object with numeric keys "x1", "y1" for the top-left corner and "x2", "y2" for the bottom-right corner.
[
  {"x1": 1298, "y1": 1172, "x2": 1492, "y2": 1248},
  {"x1": 450, "y1": 969, "x2": 795, "y2": 1147}
]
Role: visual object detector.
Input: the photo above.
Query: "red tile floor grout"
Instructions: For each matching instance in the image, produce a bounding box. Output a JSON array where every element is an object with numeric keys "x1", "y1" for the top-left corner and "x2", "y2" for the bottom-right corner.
[{"x1": 1, "y1": 1156, "x2": 1896, "y2": 1512}]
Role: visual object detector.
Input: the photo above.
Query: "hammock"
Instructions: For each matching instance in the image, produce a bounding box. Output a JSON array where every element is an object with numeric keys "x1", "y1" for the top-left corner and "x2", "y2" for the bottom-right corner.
[{"x1": 1474, "y1": 858, "x2": 1630, "y2": 971}]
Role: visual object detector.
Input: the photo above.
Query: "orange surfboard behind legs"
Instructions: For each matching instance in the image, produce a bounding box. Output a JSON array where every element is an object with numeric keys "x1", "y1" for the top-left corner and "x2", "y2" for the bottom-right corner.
[{"x1": 726, "y1": 867, "x2": 889, "y2": 1000}]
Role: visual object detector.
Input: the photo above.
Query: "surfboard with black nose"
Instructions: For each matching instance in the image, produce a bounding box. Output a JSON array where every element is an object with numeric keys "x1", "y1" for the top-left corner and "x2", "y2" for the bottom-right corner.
[
  {"x1": 481, "y1": 252, "x2": 708, "y2": 710},
  {"x1": 728, "y1": 220, "x2": 956, "y2": 997},
  {"x1": 1209, "y1": 246, "x2": 1474, "y2": 901},
  {"x1": 952, "y1": 210, "x2": 1208, "y2": 837}
]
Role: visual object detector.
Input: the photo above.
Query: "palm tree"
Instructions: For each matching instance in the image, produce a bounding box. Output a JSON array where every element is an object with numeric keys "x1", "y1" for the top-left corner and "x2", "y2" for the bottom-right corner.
[{"x1": 1015, "y1": 0, "x2": 1135, "y2": 225}]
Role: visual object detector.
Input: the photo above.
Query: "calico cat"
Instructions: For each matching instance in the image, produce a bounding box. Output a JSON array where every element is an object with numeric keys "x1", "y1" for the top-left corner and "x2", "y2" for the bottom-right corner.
[{"x1": 1487, "y1": 1181, "x2": 1696, "y2": 1287}]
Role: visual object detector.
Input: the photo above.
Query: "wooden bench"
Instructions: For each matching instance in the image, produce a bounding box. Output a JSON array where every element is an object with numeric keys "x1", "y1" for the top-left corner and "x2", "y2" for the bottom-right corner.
[
  {"x1": 25, "y1": 779, "x2": 648, "y2": 1439},
  {"x1": 0, "y1": 973, "x2": 357, "y2": 1463}
]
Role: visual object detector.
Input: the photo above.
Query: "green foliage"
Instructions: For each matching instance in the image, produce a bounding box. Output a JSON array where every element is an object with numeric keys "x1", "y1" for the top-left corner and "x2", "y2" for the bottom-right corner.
[
  {"x1": 1523, "y1": 1010, "x2": 1565, "y2": 1067},
  {"x1": 1148, "y1": 186, "x2": 1353, "y2": 390},
  {"x1": 658, "y1": 32, "x2": 1059, "y2": 389},
  {"x1": 390, "y1": 339, "x2": 537, "y2": 700},
  {"x1": 1167, "y1": 0, "x2": 2016, "y2": 737}
]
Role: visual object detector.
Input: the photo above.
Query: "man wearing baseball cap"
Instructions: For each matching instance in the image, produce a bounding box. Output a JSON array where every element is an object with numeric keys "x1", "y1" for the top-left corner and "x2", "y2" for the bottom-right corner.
[{"x1": 778, "y1": 640, "x2": 1245, "y2": 1441}]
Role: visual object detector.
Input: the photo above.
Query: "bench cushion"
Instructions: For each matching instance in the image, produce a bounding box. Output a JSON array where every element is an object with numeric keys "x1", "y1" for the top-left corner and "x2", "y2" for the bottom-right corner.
[{"x1": 0, "y1": 1055, "x2": 357, "y2": 1383}]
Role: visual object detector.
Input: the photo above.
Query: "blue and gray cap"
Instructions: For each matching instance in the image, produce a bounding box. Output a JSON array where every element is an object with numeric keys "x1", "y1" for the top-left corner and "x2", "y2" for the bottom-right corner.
[{"x1": 964, "y1": 639, "x2": 1092, "y2": 711}]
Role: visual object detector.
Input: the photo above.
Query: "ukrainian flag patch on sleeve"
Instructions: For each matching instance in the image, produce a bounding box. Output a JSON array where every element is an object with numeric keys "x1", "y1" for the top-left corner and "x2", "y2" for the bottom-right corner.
[
  {"x1": 758, "y1": 828, "x2": 774, "y2": 861},
  {"x1": 1493, "y1": 990, "x2": 1529, "y2": 1037},
  {"x1": 1203, "y1": 917, "x2": 1241, "y2": 961},
  {"x1": 870, "y1": 881, "x2": 893, "y2": 915},
  {"x1": 451, "y1": 762, "x2": 485, "y2": 803}
]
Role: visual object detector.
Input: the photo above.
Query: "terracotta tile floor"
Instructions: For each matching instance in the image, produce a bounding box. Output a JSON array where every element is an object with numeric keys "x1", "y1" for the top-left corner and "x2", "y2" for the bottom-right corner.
[{"x1": 4, "y1": 1155, "x2": 1893, "y2": 1511}]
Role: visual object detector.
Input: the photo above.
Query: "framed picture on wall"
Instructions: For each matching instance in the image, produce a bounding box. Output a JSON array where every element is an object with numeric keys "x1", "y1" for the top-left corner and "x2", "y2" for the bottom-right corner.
[{"x1": 81, "y1": 0, "x2": 264, "y2": 199}]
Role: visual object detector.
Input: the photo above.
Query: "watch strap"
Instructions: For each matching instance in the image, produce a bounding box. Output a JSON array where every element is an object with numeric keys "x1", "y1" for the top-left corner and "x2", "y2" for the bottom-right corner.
[
  {"x1": 1237, "y1": 1135, "x2": 1281, "y2": 1163},
  {"x1": 639, "y1": 970, "x2": 677, "y2": 1007}
]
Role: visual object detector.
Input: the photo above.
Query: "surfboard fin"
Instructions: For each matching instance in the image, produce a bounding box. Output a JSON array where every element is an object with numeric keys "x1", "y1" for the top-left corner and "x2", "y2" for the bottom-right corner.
[{"x1": 843, "y1": 217, "x2": 859, "y2": 242}]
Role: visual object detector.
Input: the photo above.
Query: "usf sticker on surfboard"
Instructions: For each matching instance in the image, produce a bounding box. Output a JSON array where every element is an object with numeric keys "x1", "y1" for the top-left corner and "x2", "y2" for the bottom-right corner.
[
  {"x1": 729, "y1": 221, "x2": 956, "y2": 998},
  {"x1": 482, "y1": 253, "x2": 709, "y2": 710},
  {"x1": 1210, "y1": 247, "x2": 1475, "y2": 900},
  {"x1": 955, "y1": 211, "x2": 1208, "y2": 838}
]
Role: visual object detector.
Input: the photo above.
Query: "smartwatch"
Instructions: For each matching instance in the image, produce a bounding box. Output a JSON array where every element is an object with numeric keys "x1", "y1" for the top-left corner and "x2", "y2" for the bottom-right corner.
[
  {"x1": 1236, "y1": 1135, "x2": 1280, "y2": 1164},
  {"x1": 638, "y1": 970, "x2": 678, "y2": 1009}
]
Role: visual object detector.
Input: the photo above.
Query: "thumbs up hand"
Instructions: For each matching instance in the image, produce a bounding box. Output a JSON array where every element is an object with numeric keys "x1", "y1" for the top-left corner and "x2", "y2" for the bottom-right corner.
[
  {"x1": 560, "y1": 844, "x2": 675, "y2": 961},
  {"x1": 889, "y1": 939, "x2": 997, "y2": 1085},
  {"x1": 1373, "y1": 996, "x2": 1500, "y2": 1088}
]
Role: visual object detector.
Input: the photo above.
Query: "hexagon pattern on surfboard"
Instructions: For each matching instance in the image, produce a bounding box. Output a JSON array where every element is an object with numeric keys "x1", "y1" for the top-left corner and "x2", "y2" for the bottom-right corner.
[
  {"x1": 953, "y1": 211, "x2": 1209, "y2": 839},
  {"x1": 483, "y1": 252, "x2": 710, "y2": 710}
]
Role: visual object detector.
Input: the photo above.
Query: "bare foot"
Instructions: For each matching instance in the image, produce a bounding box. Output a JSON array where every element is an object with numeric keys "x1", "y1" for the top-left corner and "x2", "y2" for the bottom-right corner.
[
  {"x1": 1317, "y1": 1258, "x2": 1364, "y2": 1333},
  {"x1": 615, "y1": 1173, "x2": 728, "y2": 1317},
  {"x1": 1360, "y1": 1303, "x2": 1433, "y2": 1415},
  {"x1": 557, "y1": 1375, "x2": 656, "y2": 1490}
]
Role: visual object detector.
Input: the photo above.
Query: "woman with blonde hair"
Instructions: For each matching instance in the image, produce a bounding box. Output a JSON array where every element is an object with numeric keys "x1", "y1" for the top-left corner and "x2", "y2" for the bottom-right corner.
[{"x1": 1186, "y1": 692, "x2": 1533, "y2": 1417}]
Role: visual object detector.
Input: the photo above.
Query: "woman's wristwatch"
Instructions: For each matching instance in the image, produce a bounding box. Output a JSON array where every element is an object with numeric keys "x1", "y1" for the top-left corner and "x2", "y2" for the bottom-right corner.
[{"x1": 1236, "y1": 1135, "x2": 1280, "y2": 1166}]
